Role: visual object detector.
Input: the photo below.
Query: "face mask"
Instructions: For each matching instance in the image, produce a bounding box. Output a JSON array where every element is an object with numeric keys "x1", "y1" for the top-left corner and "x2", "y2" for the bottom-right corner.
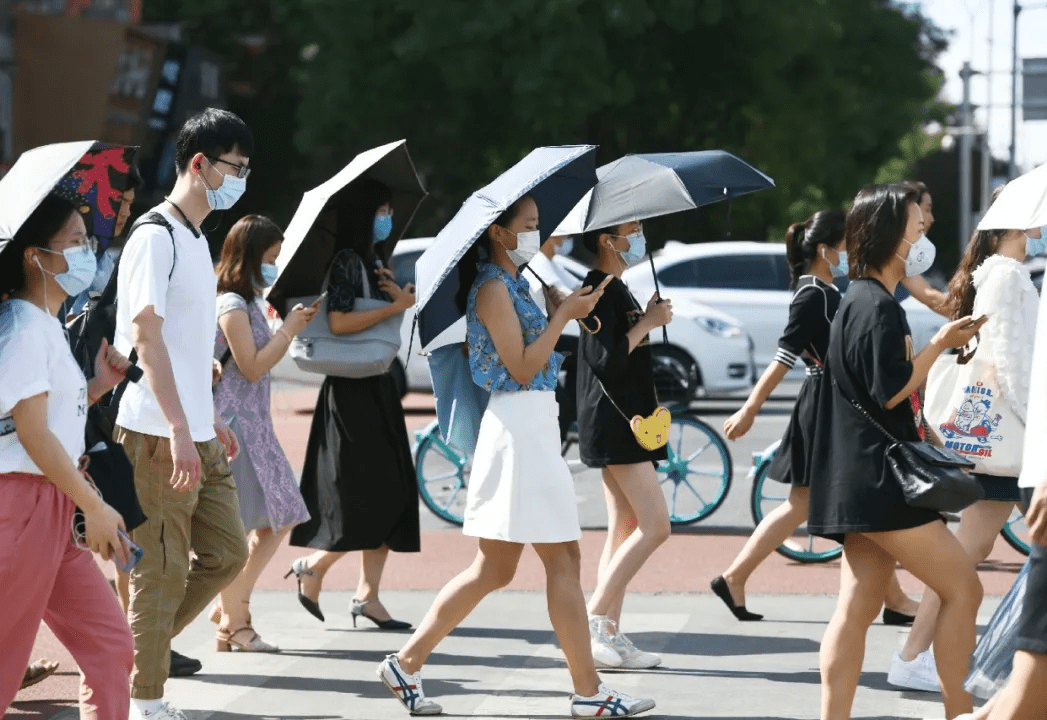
[
  {"x1": 615, "y1": 231, "x2": 647, "y2": 266},
  {"x1": 823, "y1": 247, "x2": 848, "y2": 278},
  {"x1": 373, "y1": 214, "x2": 393, "y2": 244},
  {"x1": 1026, "y1": 228, "x2": 1047, "y2": 257},
  {"x1": 204, "y1": 160, "x2": 247, "y2": 211},
  {"x1": 506, "y1": 229, "x2": 541, "y2": 267},
  {"x1": 37, "y1": 245, "x2": 97, "y2": 297},
  {"x1": 259, "y1": 263, "x2": 279, "y2": 288},
  {"x1": 555, "y1": 236, "x2": 574, "y2": 256},
  {"x1": 897, "y1": 234, "x2": 936, "y2": 277}
]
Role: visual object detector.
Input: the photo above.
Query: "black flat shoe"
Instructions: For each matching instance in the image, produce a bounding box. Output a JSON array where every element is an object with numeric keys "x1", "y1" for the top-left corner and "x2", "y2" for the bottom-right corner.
[
  {"x1": 169, "y1": 650, "x2": 202, "y2": 677},
  {"x1": 284, "y1": 558, "x2": 325, "y2": 622},
  {"x1": 882, "y1": 607, "x2": 915, "y2": 626},
  {"x1": 351, "y1": 599, "x2": 412, "y2": 630},
  {"x1": 710, "y1": 576, "x2": 764, "y2": 621}
]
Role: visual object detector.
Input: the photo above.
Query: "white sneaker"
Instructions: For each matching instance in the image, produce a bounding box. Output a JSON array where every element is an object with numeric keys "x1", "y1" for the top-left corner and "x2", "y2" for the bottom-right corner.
[
  {"x1": 129, "y1": 701, "x2": 188, "y2": 720},
  {"x1": 589, "y1": 615, "x2": 622, "y2": 668},
  {"x1": 887, "y1": 650, "x2": 940, "y2": 692},
  {"x1": 610, "y1": 632, "x2": 661, "y2": 669},
  {"x1": 376, "y1": 653, "x2": 443, "y2": 715},
  {"x1": 570, "y1": 683, "x2": 656, "y2": 717}
]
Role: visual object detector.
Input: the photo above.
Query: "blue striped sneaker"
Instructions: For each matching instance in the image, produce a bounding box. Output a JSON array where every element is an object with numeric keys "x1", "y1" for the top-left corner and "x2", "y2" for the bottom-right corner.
[
  {"x1": 377, "y1": 654, "x2": 443, "y2": 715},
  {"x1": 570, "y1": 684, "x2": 655, "y2": 717}
]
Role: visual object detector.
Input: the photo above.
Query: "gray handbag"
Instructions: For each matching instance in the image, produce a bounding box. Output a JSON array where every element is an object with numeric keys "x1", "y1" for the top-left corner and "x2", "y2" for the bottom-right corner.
[{"x1": 288, "y1": 256, "x2": 404, "y2": 378}]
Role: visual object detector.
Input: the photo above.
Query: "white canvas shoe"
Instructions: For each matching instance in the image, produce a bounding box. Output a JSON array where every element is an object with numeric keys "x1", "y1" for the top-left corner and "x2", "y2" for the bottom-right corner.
[
  {"x1": 377, "y1": 654, "x2": 443, "y2": 715},
  {"x1": 887, "y1": 650, "x2": 940, "y2": 692},
  {"x1": 610, "y1": 632, "x2": 662, "y2": 669},
  {"x1": 589, "y1": 615, "x2": 623, "y2": 668}
]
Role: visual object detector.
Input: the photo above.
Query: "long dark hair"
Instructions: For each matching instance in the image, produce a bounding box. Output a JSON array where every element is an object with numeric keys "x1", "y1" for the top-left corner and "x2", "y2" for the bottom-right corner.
[
  {"x1": 945, "y1": 185, "x2": 1009, "y2": 320},
  {"x1": 0, "y1": 194, "x2": 79, "y2": 298},
  {"x1": 334, "y1": 177, "x2": 392, "y2": 266},
  {"x1": 215, "y1": 215, "x2": 283, "y2": 303},
  {"x1": 845, "y1": 183, "x2": 920, "y2": 279},
  {"x1": 785, "y1": 210, "x2": 845, "y2": 289},
  {"x1": 454, "y1": 194, "x2": 533, "y2": 316}
]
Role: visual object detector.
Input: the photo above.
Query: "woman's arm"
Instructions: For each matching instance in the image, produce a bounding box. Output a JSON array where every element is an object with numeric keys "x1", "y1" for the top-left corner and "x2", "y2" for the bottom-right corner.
[
  {"x1": 329, "y1": 301, "x2": 408, "y2": 335},
  {"x1": 476, "y1": 280, "x2": 570, "y2": 386},
  {"x1": 219, "y1": 309, "x2": 295, "y2": 384},
  {"x1": 11, "y1": 393, "x2": 127, "y2": 563},
  {"x1": 900, "y1": 275, "x2": 948, "y2": 317},
  {"x1": 885, "y1": 316, "x2": 985, "y2": 409},
  {"x1": 724, "y1": 362, "x2": 790, "y2": 440}
]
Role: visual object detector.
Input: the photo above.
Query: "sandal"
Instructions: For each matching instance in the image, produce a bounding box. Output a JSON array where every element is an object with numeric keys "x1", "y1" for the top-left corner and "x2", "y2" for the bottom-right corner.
[
  {"x1": 216, "y1": 625, "x2": 279, "y2": 653},
  {"x1": 21, "y1": 659, "x2": 60, "y2": 690}
]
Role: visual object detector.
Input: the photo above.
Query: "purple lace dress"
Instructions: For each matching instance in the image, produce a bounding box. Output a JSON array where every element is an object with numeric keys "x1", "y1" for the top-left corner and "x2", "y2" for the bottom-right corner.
[{"x1": 214, "y1": 293, "x2": 310, "y2": 532}]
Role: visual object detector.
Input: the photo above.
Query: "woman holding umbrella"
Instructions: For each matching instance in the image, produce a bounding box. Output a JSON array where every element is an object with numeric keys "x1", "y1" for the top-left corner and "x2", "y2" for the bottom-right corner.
[
  {"x1": 378, "y1": 194, "x2": 656, "y2": 717},
  {"x1": 287, "y1": 178, "x2": 419, "y2": 629},
  {"x1": 0, "y1": 193, "x2": 134, "y2": 719}
]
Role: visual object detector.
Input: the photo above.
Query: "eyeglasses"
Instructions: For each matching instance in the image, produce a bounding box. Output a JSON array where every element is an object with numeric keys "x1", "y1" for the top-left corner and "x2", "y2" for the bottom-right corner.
[{"x1": 206, "y1": 156, "x2": 252, "y2": 180}]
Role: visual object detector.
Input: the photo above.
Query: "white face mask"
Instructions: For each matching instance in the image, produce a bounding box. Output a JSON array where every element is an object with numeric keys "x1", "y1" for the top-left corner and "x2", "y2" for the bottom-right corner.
[
  {"x1": 897, "y1": 234, "x2": 935, "y2": 277},
  {"x1": 506, "y1": 229, "x2": 541, "y2": 267}
]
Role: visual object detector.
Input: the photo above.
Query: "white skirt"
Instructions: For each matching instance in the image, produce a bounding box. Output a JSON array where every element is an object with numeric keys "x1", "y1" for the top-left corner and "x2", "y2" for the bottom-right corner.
[{"x1": 463, "y1": 391, "x2": 581, "y2": 544}]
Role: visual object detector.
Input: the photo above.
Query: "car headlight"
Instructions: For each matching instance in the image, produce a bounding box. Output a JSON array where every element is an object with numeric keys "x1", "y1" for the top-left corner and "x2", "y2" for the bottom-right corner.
[{"x1": 695, "y1": 316, "x2": 744, "y2": 338}]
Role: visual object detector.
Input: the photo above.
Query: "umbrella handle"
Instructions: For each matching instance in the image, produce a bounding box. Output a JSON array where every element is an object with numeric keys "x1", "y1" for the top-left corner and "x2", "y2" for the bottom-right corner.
[{"x1": 647, "y1": 253, "x2": 669, "y2": 345}]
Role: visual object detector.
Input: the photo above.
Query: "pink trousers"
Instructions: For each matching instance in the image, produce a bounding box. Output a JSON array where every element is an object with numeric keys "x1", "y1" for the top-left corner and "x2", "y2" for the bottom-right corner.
[{"x1": 0, "y1": 472, "x2": 133, "y2": 720}]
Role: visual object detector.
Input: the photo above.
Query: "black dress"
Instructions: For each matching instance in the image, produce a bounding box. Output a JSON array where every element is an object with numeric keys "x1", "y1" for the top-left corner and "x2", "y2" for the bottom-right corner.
[
  {"x1": 289, "y1": 249, "x2": 421, "y2": 553},
  {"x1": 765, "y1": 276, "x2": 840, "y2": 486},
  {"x1": 807, "y1": 278, "x2": 941, "y2": 542},
  {"x1": 576, "y1": 271, "x2": 668, "y2": 468}
]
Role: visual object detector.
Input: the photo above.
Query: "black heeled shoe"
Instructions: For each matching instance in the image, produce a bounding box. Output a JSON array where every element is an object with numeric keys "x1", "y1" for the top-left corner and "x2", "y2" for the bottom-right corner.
[
  {"x1": 351, "y1": 599, "x2": 412, "y2": 630},
  {"x1": 284, "y1": 558, "x2": 325, "y2": 622},
  {"x1": 710, "y1": 576, "x2": 764, "y2": 621},
  {"x1": 882, "y1": 607, "x2": 915, "y2": 626}
]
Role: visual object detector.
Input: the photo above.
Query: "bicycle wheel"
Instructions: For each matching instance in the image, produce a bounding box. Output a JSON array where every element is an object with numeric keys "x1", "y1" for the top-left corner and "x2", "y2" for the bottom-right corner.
[
  {"x1": 658, "y1": 413, "x2": 732, "y2": 526},
  {"x1": 414, "y1": 429, "x2": 469, "y2": 527},
  {"x1": 1000, "y1": 507, "x2": 1030, "y2": 556},
  {"x1": 750, "y1": 458, "x2": 842, "y2": 563}
]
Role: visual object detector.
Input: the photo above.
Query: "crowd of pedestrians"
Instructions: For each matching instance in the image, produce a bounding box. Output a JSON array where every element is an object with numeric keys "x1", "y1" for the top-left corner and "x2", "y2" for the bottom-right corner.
[{"x1": 0, "y1": 105, "x2": 1046, "y2": 720}]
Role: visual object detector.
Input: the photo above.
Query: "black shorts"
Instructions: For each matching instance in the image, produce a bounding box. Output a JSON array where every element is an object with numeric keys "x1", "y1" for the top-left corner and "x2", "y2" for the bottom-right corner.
[{"x1": 1017, "y1": 488, "x2": 1047, "y2": 656}]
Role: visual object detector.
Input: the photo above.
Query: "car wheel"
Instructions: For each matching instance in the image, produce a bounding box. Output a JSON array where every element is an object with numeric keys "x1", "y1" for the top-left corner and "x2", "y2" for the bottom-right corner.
[
  {"x1": 651, "y1": 345, "x2": 699, "y2": 407},
  {"x1": 391, "y1": 358, "x2": 408, "y2": 398}
]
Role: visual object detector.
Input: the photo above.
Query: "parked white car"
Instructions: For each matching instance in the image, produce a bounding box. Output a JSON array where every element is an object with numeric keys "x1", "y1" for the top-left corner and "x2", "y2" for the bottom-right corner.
[
  {"x1": 622, "y1": 241, "x2": 946, "y2": 379},
  {"x1": 390, "y1": 238, "x2": 757, "y2": 398}
]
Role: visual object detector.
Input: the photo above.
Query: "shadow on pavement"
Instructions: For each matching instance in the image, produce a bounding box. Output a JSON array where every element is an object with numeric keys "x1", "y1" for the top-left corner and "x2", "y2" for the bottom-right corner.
[{"x1": 655, "y1": 631, "x2": 821, "y2": 657}]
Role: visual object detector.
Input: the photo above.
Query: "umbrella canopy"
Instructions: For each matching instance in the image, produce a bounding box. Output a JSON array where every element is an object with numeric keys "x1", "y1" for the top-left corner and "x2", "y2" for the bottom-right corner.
[
  {"x1": 52, "y1": 143, "x2": 137, "y2": 249},
  {"x1": 554, "y1": 150, "x2": 775, "y2": 234},
  {"x1": 415, "y1": 145, "x2": 598, "y2": 348},
  {"x1": 266, "y1": 140, "x2": 426, "y2": 316},
  {"x1": 977, "y1": 162, "x2": 1047, "y2": 231},
  {"x1": 0, "y1": 140, "x2": 102, "y2": 252}
]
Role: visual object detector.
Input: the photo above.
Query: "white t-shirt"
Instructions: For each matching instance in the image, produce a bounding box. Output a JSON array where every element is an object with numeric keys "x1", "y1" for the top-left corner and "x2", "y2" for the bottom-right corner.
[
  {"x1": 526, "y1": 252, "x2": 579, "y2": 315},
  {"x1": 115, "y1": 205, "x2": 217, "y2": 442},
  {"x1": 1020, "y1": 284, "x2": 1047, "y2": 489},
  {"x1": 0, "y1": 299, "x2": 87, "y2": 474}
]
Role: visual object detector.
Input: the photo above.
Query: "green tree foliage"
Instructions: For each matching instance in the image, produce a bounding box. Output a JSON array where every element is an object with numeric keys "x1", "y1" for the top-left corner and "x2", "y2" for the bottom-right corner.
[{"x1": 146, "y1": 0, "x2": 947, "y2": 245}]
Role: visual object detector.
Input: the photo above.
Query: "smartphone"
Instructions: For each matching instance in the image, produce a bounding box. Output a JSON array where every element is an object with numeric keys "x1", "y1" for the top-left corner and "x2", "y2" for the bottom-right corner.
[
  {"x1": 116, "y1": 529, "x2": 144, "y2": 573},
  {"x1": 311, "y1": 291, "x2": 329, "y2": 309},
  {"x1": 962, "y1": 314, "x2": 988, "y2": 329},
  {"x1": 596, "y1": 275, "x2": 614, "y2": 291}
]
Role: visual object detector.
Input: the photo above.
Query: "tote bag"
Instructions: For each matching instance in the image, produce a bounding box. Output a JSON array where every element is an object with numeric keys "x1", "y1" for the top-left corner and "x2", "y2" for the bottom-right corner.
[
  {"x1": 288, "y1": 256, "x2": 403, "y2": 378},
  {"x1": 925, "y1": 337, "x2": 1023, "y2": 477}
]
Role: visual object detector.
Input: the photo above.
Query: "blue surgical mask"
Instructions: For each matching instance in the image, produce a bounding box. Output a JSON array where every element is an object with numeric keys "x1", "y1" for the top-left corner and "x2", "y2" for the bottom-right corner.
[
  {"x1": 1026, "y1": 228, "x2": 1047, "y2": 257},
  {"x1": 823, "y1": 246, "x2": 848, "y2": 278},
  {"x1": 616, "y1": 231, "x2": 647, "y2": 266},
  {"x1": 555, "y1": 236, "x2": 574, "y2": 256},
  {"x1": 373, "y1": 214, "x2": 393, "y2": 244},
  {"x1": 37, "y1": 245, "x2": 97, "y2": 297},
  {"x1": 259, "y1": 263, "x2": 279, "y2": 288},
  {"x1": 204, "y1": 160, "x2": 247, "y2": 211}
]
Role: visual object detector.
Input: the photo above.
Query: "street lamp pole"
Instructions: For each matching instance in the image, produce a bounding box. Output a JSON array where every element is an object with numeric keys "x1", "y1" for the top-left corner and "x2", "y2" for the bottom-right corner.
[
  {"x1": 960, "y1": 62, "x2": 979, "y2": 254},
  {"x1": 1010, "y1": 0, "x2": 1021, "y2": 178}
]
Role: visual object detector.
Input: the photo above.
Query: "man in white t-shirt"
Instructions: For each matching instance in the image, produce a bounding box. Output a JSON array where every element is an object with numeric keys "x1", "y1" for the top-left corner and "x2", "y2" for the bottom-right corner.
[
  {"x1": 114, "y1": 109, "x2": 252, "y2": 720},
  {"x1": 987, "y1": 270, "x2": 1047, "y2": 720}
]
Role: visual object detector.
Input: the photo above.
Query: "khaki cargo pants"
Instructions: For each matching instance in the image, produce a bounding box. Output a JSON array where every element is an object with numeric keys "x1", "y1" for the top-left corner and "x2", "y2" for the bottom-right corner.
[{"x1": 117, "y1": 427, "x2": 248, "y2": 700}]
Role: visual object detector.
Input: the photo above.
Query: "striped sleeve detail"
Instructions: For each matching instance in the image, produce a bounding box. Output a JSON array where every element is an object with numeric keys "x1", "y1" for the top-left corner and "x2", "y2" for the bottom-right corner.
[{"x1": 774, "y1": 347, "x2": 798, "y2": 369}]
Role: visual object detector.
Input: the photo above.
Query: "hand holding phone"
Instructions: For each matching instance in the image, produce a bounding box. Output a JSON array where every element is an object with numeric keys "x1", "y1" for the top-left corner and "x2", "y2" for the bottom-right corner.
[
  {"x1": 311, "y1": 291, "x2": 329, "y2": 309},
  {"x1": 962, "y1": 314, "x2": 988, "y2": 330},
  {"x1": 116, "y1": 529, "x2": 143, "y2": 573}
]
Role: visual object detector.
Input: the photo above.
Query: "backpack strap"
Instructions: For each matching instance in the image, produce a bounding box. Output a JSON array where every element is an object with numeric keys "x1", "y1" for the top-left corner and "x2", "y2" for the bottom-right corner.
[{"x1": 118, "y1": 212, "x2": 177, "y2": 368}]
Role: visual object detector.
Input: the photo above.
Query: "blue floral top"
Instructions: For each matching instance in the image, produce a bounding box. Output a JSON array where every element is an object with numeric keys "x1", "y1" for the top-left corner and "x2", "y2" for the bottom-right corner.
[{"x1": 466, "y1": 262, "x2": 563, "y2": 392}]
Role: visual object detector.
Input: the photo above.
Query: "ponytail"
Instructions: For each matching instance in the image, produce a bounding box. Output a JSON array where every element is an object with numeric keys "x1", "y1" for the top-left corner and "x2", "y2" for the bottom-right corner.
[
  {"x1": 784, "y1": 210, "x2": 846, "y2": 289},
  {"x1": 785, "y1": 222, "x2": 807, "y2": 289}
]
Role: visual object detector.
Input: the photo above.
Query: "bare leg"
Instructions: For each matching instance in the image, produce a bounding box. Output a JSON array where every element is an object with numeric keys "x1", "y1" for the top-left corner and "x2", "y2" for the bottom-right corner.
[
  {"x1": 587, "y1": 463, "x2": 670, "y2": 626},
  {"x1": 116, "y1": 570, "x2": 130, "y2": 616},
  {"x1": 534, "y1": 541, "x2": 601, "y2": 697},
  {"x1": 219, "y1": 526, "x2": 292, "y2": 630},
  {"x1": 355, "y1": 546, "x2": 397, "y2": 621},
  {"x1": 987, "y1": 651, "x2": 1047, "y2": 720},
  {"x1": 596, "y1": 471, "x2": 635, "y2": 624},
  {"x1": 868, "y1": 522, "x2": 983, "y2": 719},
  {"x1": 722, "y1": 485, "x2": 809, "y2": 606},
  {"x1": 820, "y1": 533, "x2": 895, "y2": 720},
  {"x1": 899, "y1": 501, "x2": 1014, "y2": 661},
  {"x1": 883, "y1": 571, "x2": 919, "y2": 616},
  {"x1": 398, "y1": 539, "x2": 523, "y2": 674},
  {"x1": 296, "y1": 549, "x2": 349, "y2": 604}
]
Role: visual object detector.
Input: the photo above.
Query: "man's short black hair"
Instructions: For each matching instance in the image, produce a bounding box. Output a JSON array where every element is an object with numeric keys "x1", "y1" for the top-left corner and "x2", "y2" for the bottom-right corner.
[{"x1": 174, "y1": 108, "x2": 254, "y2": 174}]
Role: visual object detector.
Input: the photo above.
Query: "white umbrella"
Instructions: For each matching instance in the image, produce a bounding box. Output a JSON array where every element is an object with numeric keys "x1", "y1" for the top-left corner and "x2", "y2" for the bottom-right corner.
[
  {"x1": 0, "y1": 140, "x2": 98, "y2": 250},
  {"x1": 977, "y1": 162, "x2": 1047, "y2": 231}
]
